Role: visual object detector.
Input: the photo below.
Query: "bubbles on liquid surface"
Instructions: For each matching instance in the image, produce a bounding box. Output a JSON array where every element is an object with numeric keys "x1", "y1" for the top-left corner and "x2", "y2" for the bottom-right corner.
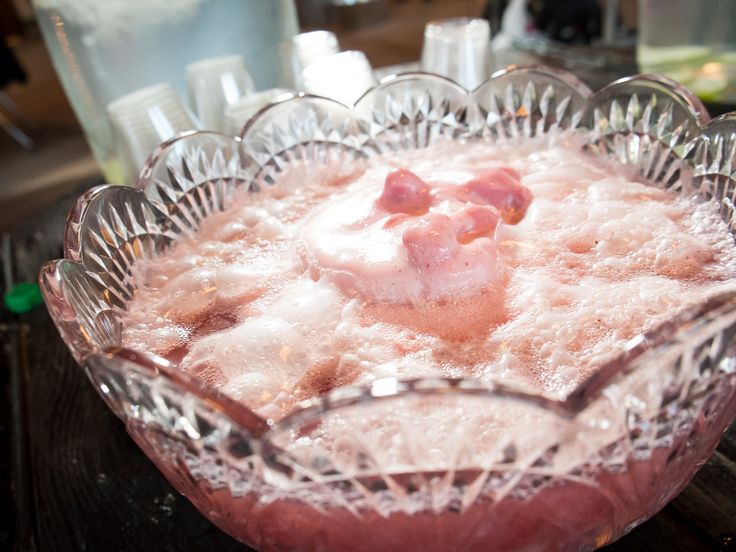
[{"x1": 122, "y1": 134, "x2": 736, "y2": 432}]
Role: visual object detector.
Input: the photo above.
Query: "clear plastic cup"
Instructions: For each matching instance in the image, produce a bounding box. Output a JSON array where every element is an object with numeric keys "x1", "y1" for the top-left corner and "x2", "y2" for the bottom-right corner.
[
  {"x1": 421, "y1": 18, "x2": 492, "y2": 91},
  {"x1": 107, "y1": 83, "x2": 199, "y2": 182},
  {"x1": 33, "y1": 0, "x2": 299, "y2": 185},
  {"x1": 186, "y1": 55, "x2": 256, "y2": 131},
  {"x1": 280, "y1": 30, "x2": 340, "y2": 90},
  {"x1": 301, "y1": 50, "x2": 375, "y2": 106},
  {"x1": 223, "y1": 88, "x2": 294, "y2": 135}
]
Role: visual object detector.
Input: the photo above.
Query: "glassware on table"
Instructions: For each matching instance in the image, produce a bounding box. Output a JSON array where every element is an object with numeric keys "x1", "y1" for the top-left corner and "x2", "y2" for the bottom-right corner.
[
  {"x1": 421, "y1": 17, "x2": 492, "y2": 91},
  {"x1": 280, "y1": 30, "x2": 340, "y2": 90},
  {"x1": 638, "y1": 0, "x2": 736, "y2": 103},
  {"x1": 31, "y1": 0, "x2": 298, "y2": 185},
  {"x1": 301, "y1": 50, "x2": 375, "y2": 106},
  {"x1": 186, "y1": 55, "x2": 256, "y2": 132},
  {"x1": 39, "y1": 67, "x2": 736, "y2": 551}
]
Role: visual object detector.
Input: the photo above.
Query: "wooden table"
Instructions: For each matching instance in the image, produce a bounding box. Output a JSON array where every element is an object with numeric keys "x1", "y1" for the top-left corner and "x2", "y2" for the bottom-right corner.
[{"x1": 2, "y1": 190, "x2": 735, "y2": 552}]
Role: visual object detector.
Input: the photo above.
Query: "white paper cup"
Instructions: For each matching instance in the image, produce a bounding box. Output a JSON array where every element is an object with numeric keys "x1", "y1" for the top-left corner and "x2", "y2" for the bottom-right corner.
[
  {"x1": 186, "y1": 55, "x2": 256, "y2": 131},
  {"x1": 301, "y1": 50, "x2": 375, "y2": 106},
  {"x1": 421, "y1": 18, "x2": 492, "y2": 91}
]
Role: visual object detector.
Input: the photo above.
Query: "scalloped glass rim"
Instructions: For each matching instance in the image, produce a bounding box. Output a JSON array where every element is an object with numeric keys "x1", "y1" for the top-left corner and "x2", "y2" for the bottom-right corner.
[{"x1": 40, "y1": 65, "x2": 736, "y2": 447}]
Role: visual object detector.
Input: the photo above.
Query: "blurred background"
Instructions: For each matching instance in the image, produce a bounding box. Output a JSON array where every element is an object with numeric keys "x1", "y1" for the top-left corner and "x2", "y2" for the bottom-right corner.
[{"x1": 3, "y1": 0, "x2": 734, "y2": 232}]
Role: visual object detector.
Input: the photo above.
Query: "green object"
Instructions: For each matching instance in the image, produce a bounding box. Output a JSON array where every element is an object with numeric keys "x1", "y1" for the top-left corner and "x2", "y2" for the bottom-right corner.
[{"x1": 4, "y1": 282, "x2": 44, "y2": 314}]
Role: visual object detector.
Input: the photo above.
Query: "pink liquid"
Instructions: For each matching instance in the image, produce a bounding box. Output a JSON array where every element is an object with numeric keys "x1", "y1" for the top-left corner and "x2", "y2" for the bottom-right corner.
[
  {"x1": 122, "y1": 133, "x2": 736, "y2": 550},
  {"x1": 131, "y1": 386, "x2": 736, "y2": 551},
  {"x1": 124, "y1": 133, "x2": 736, "y2": 414}
]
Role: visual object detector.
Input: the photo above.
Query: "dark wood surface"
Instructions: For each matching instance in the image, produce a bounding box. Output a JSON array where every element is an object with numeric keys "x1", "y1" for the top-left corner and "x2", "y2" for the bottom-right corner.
[{"x1": 2, "y1": 190, "x2": 736, "y2": 552}]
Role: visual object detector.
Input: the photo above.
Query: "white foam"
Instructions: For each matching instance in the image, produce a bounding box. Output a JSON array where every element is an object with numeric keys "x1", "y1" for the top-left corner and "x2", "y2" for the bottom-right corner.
[{"x1": 122, "y1": 133, "x2": 736, "y2": 429}]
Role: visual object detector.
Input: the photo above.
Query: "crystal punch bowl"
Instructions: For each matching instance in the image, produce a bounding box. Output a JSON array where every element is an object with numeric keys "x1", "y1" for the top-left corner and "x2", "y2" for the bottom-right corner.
[{"x1": 40, "y1": 67, "x2": 736, "y2": 551}]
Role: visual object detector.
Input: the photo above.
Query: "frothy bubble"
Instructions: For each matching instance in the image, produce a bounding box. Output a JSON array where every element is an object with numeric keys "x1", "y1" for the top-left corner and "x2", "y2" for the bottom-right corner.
[{"x1": 122, "y1": 133, "x2": 736, "y2": 457}]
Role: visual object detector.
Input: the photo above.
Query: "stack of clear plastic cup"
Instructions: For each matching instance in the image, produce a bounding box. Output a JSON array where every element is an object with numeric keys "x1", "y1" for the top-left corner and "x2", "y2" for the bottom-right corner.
[
  {"x1": 186, "y1": 55, "x2": 256, "y2": 132},
  {"x1": 280, "y1": 30, "x2": 340, "y2": 89},
  {"x1": 223, "y1": 88, "x2": 294, "y2": 136},
  {"x1": 421, "y1": 18, "x2": 492, "y2": 91},
  {"x1": 301, "y1": 50, "x2": 375, "y2": 106},
  {"x1": 107, "y1": 83, "x2": 199, "y2": 183}
]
